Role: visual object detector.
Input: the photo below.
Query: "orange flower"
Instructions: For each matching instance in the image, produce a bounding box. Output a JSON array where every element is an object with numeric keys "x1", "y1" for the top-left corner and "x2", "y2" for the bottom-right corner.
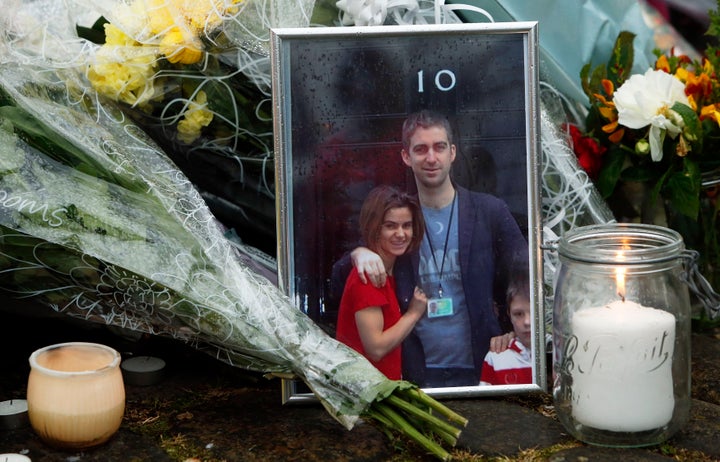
[
  {"x1": 701, "y1": 103, "x2": 720, "y2": 127},
  {"x1": 592, "y1": 79, "x2": 624, "y2": 143},
  {"x1": 654, "y1": 50, "x2": 693, "y2": 74},
  {"x1": 681, "y1": 70, "x2": 713, "y2": 105},
  {"x1": 655, "y1": 54, "x2": 670, "y2": 73},
  {"x1": 601, "y1": 79, "x2": 615, "y2": 97},
  {"x1": 604, "y1": 121, "x2": 625, "y2": 144}
]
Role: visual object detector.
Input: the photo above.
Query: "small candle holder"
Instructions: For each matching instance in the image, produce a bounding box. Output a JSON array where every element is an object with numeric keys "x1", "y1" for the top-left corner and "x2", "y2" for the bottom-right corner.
[
  {"x1": 26, "y1": 342, "x2": 125, "y2": 450},
  {"x1": 0, "y1": 399, "x2": 28, "y2": 430},
  {"x1": 0, "y1": 454, "x2": 31, "y2": 462},
  {"x1": 552, "y1": 223, "x2": 691, "y2": 447},
  {"x1": 121, "y1": 355, "x2": 166, "y2": 386}
]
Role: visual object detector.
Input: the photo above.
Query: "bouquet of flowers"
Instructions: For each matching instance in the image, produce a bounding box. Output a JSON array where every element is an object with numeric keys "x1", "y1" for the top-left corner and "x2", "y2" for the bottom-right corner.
[
  {"x1": 0, "y1": 45, "x2": 468, "y2": 462},
  {"x1": 70, "y1": 0, "x2": 319, "y2": 254},
  {"x1": 565, "y1": 5, "x2": 720, "y2": 305},
  {"x1": 0, "y1": 1, "x2": 468, "y2": 459}
]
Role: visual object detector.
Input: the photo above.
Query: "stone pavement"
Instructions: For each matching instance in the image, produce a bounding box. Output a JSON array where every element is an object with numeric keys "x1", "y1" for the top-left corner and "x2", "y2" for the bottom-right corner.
[{"x1": 1, "y1": 303, "x2": 719, "y2": 462}]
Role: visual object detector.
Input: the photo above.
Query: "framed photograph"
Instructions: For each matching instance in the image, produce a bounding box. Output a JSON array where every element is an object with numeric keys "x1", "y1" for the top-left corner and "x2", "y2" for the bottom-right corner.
[{"x1": 271, "y1": 22, "x2": 544, "y2": 402}]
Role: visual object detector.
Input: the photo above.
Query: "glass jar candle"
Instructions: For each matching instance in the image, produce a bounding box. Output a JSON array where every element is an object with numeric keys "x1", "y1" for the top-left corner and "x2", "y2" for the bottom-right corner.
[
  {"x1": 27, "y1": 342, "x2": 125, "y2": 450},
  {"x1": 552, "y1": 223, "x2": 691, "y2": 447}
]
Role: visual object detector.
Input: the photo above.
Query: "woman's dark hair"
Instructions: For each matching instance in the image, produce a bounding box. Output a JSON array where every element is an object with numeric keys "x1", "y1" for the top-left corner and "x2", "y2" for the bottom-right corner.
[{"x1": 359, "y1": 185, "x2": 424, "y2": 254}]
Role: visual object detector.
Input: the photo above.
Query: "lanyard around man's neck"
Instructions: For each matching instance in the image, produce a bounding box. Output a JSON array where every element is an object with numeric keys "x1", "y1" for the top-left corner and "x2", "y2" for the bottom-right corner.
[{"x1": 423, "y1": 189, "x2": 456, "y2": 298}]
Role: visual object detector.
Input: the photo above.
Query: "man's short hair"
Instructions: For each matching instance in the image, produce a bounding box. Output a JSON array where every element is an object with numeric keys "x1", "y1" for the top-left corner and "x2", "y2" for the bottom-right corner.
[{"x1": 401, "y1": 110, "x2": 454, "y2": 150}]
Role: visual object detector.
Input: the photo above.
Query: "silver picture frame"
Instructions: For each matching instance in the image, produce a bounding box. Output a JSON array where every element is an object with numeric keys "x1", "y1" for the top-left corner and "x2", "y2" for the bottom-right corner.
[{"x1": 271, "y1": 21, "x2": 544, "y2": 402}]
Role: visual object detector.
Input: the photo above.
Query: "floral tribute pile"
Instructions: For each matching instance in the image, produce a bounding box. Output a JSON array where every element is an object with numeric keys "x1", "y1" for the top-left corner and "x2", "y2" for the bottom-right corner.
[{"x1": 0, "y1": 0, "x2": 469, "y2": 459}]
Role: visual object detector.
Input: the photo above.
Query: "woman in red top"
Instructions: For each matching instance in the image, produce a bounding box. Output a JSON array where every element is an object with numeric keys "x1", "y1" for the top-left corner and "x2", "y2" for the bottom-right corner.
[{"x1": 335, "y1": 185, "x2": 427, "y2": 379}]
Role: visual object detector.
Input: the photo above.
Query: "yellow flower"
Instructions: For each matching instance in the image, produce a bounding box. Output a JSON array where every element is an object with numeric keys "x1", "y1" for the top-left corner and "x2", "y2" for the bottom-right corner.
[
  {"x1": 87, "y1": 24, "x2": 159, "y2": 107},
  {"x1": 147, "y1": 0, "x2": 239, "y2": 34},
  {"x1": 701, "y1": 104, "x2": 720, "y2": 127},
  {"x1": 177, "y1": 91, "x2": 214, "y2": 144},
  {"x1": 655, "y1": 54, "x2": 670, "y2": 73},
  {"x1": 184, "y1": 0, "x2": 242, "y2": 32},
  {"x1": 147, "y1": 0, "x2": 177, "y2": 35},
  {"x1": 104, "y1": 23, "x2": 139, "y2": 47},
  {"x1": 160, "y1": 27, "x2": 203, "y2": 64},
  {"x1": 146, "y1": 0, "x2": 244, "y2": 63},
  {"x1": 111, "y1": 0, "x2": 149, "y2": 39}
]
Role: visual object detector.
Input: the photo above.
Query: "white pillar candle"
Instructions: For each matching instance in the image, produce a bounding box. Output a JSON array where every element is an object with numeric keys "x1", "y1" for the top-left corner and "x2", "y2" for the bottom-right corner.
[{"x1": 570, "y1": 300, "x2": 676, "y2": 432}]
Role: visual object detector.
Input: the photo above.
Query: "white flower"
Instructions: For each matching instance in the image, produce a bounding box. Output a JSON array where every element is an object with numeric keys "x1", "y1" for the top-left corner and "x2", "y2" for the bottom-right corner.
[
  {"x1": 336, "y1": 0, "x2": 388, "y2": 25},
  {"x1": 336, "y1": 0, "x2": 421, "y2": 26},
  {"x1": 613, "y1": 68, "x2": 689, "y2": 162}
]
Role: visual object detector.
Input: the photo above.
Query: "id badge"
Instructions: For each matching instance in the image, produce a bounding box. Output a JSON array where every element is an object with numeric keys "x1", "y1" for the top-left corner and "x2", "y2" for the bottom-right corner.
[{"x1": 427, "y1": 297, "x2": 454, "y2": 318}]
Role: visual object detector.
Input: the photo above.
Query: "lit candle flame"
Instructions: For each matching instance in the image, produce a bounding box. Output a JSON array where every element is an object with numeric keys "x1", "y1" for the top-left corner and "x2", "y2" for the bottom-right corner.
[{"x1": 616, "y1": 250, "x2": 626, "y2": 302}]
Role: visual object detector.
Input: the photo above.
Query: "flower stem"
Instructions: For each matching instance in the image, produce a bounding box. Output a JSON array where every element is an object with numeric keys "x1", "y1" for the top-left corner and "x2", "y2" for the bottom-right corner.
[
  {"x1": 369, "y1": 401, "x2": 451, "y2": 461},
  {"x1": 400, "y1": 387, "x2": 469, "y2": 427},
  {"x1": 384, "y1": 394, "x2": 462, "y2": 442}
]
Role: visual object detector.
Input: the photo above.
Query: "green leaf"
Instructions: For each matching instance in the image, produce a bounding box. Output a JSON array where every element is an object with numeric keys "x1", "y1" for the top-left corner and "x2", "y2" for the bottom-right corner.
[
  {"x1": 0, "y1": 105, "x2": 143, "y2": 194},
  {"x1": 672, "y1": 102, "x2": 703, "y2": 153},
  {"x1": 76, "y1": 17, "x2": 109, "y2": 45},
  {"x1": 621, "y1": 165, "x2": 655, "y2": 183},
  {"x1": 597, "y1": 147, "x2": 626, "y2": 198},
  {"x1": 579, "y1": 62, "x2": 593, "y2": 99},
  {"x1": 580, "y1": 63, "x2": 610, "y2": 104},
  {"x1": 310, "y1": 0, "x2": 341, "y2": 26},
  {"x1": 648, "y1": 166, "x2": 671, "y2": 211},
  {"x1": 0, "y1": 105, "x2": 89, "y2": 169},
  {"x1": 607, "y1": 31, "x2": 635, "y2": 88},
  {"x1": 665, "y1": 159, "x2": 701, "y2": 219},
  {"x1": 707, "y1": 1, "x2": 720, "y2": 39}
]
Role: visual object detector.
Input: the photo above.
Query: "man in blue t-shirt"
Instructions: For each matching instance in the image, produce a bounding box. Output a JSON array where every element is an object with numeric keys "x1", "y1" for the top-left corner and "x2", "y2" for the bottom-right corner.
[{"x1": 333, "y1": 110, "x2": 529, "y2": 387}]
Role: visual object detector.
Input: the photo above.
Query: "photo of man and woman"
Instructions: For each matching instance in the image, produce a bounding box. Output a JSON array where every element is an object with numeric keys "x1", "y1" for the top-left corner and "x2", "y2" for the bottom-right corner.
[
  {"x1": 273, "y1": 24, "x2": 541, "y2": 398},
  {"x1": 331, "y1": 110, "x2": 528, "y2": 388}
]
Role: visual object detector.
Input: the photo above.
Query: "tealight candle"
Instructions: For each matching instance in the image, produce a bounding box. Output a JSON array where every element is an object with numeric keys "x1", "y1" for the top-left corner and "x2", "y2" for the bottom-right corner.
[
  {"x1": 0, "y1": 399, "x2": 28, "y2": 430},
  {"x1": 121, "y1": 356, "x2": 166, "y2": 386},
  {"x1": 0, "y1": 454, "x2": 32, "y2": 462},
  {"x1": 570, "y1": 300, "x2": 676, "y2": 431}
]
